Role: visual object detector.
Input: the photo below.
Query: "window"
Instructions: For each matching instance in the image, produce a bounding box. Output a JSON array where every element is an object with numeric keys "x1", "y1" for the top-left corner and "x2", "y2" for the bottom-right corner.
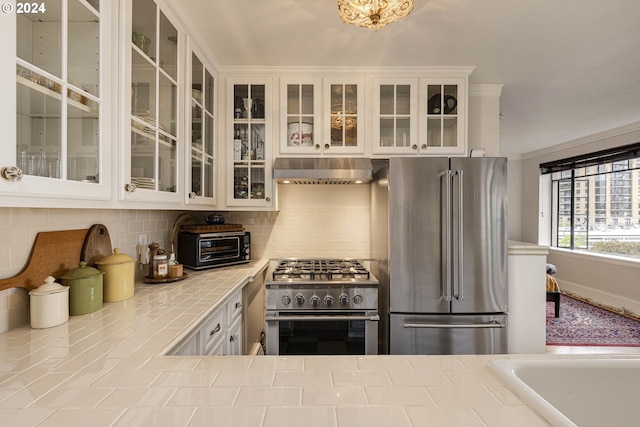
[{"x1": 541, "y1": 142, "x2": 640, "y2": 259}]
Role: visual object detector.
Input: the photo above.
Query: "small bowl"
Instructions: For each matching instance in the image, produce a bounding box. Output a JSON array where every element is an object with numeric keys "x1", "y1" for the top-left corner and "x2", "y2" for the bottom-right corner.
[{"x1": 205, "y1": 214, "x2": 225, "y2": 225}]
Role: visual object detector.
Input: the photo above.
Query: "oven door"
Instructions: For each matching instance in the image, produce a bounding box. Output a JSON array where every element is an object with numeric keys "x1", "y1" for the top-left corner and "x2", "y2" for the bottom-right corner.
[{"x1": 265, "y1": 311, "x2": 379, "y2": 356}]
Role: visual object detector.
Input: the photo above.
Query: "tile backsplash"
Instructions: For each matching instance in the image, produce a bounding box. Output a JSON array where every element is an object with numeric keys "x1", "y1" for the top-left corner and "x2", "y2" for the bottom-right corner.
[{"x1": 0, "y1": 184, "x2": 370, "y2": 332}]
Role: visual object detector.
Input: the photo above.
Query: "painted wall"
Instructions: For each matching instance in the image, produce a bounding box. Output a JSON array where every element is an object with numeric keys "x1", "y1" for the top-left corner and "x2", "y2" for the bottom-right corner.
[
  {"x1": 0, "y1": 184, "x2": 371, "y2": 332},
  {"x1": 519, "y1": 121, "x2": 640, "y2": 314}
]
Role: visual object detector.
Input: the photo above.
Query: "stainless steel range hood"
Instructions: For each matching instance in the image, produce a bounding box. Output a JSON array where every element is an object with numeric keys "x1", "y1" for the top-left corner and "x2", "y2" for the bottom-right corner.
[{"x1": 273, "y1": 157, "x2": 373, "y2": 184}]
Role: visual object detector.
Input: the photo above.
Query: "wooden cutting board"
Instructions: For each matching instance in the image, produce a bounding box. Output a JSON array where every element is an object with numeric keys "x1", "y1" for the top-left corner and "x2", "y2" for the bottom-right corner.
[
  {"x1": 81, "y1": 224, "x2": 113, "y2": 267},
  {"x1": 0, "y1": 229, "x2": 88, "y2": 292}
]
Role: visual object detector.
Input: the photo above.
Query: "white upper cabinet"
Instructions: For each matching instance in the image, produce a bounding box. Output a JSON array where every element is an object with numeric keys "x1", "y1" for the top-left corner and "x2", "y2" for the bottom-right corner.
[
  {"x1": 279, "y1": 78, "x2": 322, "y2": 155},
  {"x1": 372, "y1": 78, "x2": 418, "y2": 155},
  {"x1": 120, "y1": 0, "x2": 183, "y2": 204},
  {"x1": 1, "y1": 0, "x2": 114, "y2": 204},
  {"x1": 322, "y1": 78, "x2": 365, "y2": 155},
  {"x1": 418, "y1": 77, "x2": 467, "y2": 156},
  {"x1": 226, "y1": 77, "x2": 273, "y2": 208},
  {"x1": 185, "y1": 43, "x2": 217, "y2": 206}
]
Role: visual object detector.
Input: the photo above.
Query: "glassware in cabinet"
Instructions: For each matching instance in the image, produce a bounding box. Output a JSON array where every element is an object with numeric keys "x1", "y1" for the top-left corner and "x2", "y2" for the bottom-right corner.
[
  {"x1": 372, "y1": 79, "x2": 418, "y2": 155},
  {"x1": 125, "y1": 0, "x2": 181, "y2": 200},
  {"x1": 322, "y1": 78, "x2": 365, "y2": 154},
  {"x1": 227, "y1": 79, "x2": 272, "y2": 207},
  {"x1": 188, "y1": 49, "x2": 216, "y2": 204},
  {"x1": 4, "y1": 0, "x2": 112, "y2": 201}
]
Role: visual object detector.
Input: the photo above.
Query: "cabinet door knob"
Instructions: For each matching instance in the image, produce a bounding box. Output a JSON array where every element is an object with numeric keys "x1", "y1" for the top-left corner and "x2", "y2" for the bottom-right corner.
[
  {"x1": 189, "y1": 191, "x2": 196, "y2": 199},
  {"x1": 314, "y1": 144, "x2": 320, "y2": 149},
  {"x1": 324, "y1": 143, "x2": 330, "y2": 149},
  {"x1": 235, "y1": 302, "x2": 242, "y2": 309},
  {"x1": 125, "y1": 183, "x2": 137, "y2": 193},
  {"x1": 265, "y1": 197, "x2": 271, "y2": 202},
  {"x1": 421, "y1": 144, "x2": 427, "y2": 149},
  {"x1": 412, "y1": 144, "x2": 418, "y2": 150},
  {"x1": 1, "y1": 166, "x2": 23, "y2": 182}
]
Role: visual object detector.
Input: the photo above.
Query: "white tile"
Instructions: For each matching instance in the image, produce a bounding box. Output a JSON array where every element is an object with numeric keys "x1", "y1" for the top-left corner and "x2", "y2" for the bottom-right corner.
[
  {"x1": 443, "y1": 369, "x2": 505, "y2": 386},
  {"x1": 213, "y1": 370, "x2": 274, "y2": 387},
  {"x1": 37, "y1": 408, "x2": 126, "y2": 427},
  {"x1": 302, "y1": 386, "x2": 368, "y2": 406},
  {"x1": 426, "y1": 385, "x2": 502, "y2": 406},
  {"x1": 30, "y1": 387, "x2": 114, "y2": 408},
  {"x1": 152, "y1": 371, "x2": 218, "y2": 387},
  {"x1": 356, "y1": 356, "x2": 413, "y2": 371},
  {"x1": 0, "y1": 408, "x2": 53, "y2": 425},
  {"x1": 235, "y1": 387, "x2": 301, "y2": 406},
  {"x1": 274, "y1": 371, "x2": 332, "y2": 387},
  {"x1": 167, "y1": 387, "x2": 239, "y2": 407},
  {"x1": 98, "y1": 387, "x2": 176, "y2": 407},
  {"x1": 263, "y1": 406, "x2": 337, "y2": 427},
  {"x1": 91, "y1": 371, "x2": 161, "y2": 388},
  {"x1": 332, "y1": 370, "x2": 391, "y2": 387},
  {"x1": 304, "y1": 356, "x2": 358, "y2": 371},
  {"x1": 405, "y1": 406, "x2": 487, "y2": 427},
  {"x1": 336, "y1": 406, "x2": 412, "y2": 427},
  {"x1": 388, "y1": 370, "x2": 450, "y2": 386},
  {"x1": 114, "y1": 407, "x2": 196, "y2": 427},
  {"x1": 365, "y1": 386, "x2": 435, "y2": 406},
  {"x1": 250, "y1": 356, "x2": 305, "y2": 371},
  {"x1": 189, "y1": 407, "x2": 265, "y2": 427},
  {"x1": 473, "y1": 404, "x2": 552, "y2": 426}
]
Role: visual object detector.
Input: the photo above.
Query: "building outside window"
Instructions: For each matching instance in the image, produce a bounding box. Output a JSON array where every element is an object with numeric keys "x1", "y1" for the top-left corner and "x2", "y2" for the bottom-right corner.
[{"x1": 542, "y1": 143, "x2": 640, "y2": 259}]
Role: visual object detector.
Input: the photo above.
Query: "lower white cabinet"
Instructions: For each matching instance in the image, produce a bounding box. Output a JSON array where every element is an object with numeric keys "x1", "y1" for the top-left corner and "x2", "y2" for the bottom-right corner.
[{"x1": 170, "y1": 288, "x2": 244, "y2": 356}]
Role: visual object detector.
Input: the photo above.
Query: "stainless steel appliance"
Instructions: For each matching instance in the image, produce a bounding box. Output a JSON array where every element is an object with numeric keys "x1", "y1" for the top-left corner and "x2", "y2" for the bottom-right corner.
[
  {"x1": 177, "y1": 231, "x2": 250, "y2": 270},
  {"x1": 265, "y1": 259, "x2": 379, "y2": 355},
  {"x1": 371, "y1": 157, "x2": 508, "y2": 355}
]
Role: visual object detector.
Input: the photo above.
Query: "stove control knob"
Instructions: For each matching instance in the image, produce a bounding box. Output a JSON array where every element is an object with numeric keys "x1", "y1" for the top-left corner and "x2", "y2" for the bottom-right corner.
[
  {"x1": 310, "y1": 295, "x2": 321, "y2": 307},
  {"x1": 339, "y1": 294, "x2": 350, "y2": 305},
  {"x1": 295, "y1": 294, "x2": 305, "y2": 305},
  {"x1": 281, "y1": 295, "x2": 292, "y2": 306},
  {"x1": 353, "y1": 294, "x2": 363, "y2": 305},
  {"x1": 324, "y1": 295, "x2": 334, "y2": 307}
]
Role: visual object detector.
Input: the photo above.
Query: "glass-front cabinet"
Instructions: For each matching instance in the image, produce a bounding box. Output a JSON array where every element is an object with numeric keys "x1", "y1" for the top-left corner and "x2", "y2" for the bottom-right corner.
[
  {"x1": 187, "y1": 46, "x2": 216, "y2": 205},
  {"x1": 419, "y1": 78, "x2": 466, "y2": 155},
  {"x1": 122, "y1": 0, "x2": 182, "y2": 203},
  {"x1": 227, "y1": 78, "x2": 272, "y2": 207},
  {"x1": 322, "y1": 78, "x2": 365, "y2": 155},
  {"x1": 1, "y1": 0, "x2": 113, "y2": 201},
  {"x1": 280, "y1": 78, "x2": 321, "y2": 155},
  {"x1": 372, "y1": 78, "x2": 418, "y2": 155}
]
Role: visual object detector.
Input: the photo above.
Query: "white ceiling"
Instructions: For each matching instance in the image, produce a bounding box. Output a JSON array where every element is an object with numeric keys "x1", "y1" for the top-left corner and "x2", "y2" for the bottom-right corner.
[{"x1": 177, "y1": 0, "x2": 640, "y2": 157}]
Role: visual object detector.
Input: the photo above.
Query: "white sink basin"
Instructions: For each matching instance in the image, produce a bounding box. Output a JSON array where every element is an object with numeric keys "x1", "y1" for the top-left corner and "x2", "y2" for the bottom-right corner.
[{"x1": 489, "y1": 358, "x2": 640, "y2": 427}]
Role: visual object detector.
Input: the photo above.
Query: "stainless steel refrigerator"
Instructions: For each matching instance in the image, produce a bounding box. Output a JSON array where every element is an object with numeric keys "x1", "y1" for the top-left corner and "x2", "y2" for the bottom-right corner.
[{"x1": 370, "y1": 157, "x2": 508, "y2": 355}]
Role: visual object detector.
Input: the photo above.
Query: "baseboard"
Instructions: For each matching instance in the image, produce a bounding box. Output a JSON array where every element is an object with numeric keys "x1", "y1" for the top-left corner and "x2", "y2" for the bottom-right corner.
[{"x1": 557, "y1": 278, "x2": 640, "y2": 320}]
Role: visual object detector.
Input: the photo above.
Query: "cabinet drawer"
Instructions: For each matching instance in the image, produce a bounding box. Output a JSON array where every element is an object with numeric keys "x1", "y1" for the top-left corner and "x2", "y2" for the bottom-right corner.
[
  {"x1": 201, "y1": 308, "x2": 226, "y2": 355},
  {"x1": 227, "y1": 289, "x2": 243, "y2": 323}
]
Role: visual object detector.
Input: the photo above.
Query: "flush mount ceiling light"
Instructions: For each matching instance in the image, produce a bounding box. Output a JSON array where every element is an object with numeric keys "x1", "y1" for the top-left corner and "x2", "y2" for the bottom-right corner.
[{"x1": 337, "y1": 0, "x2": 414, "y2": 31}]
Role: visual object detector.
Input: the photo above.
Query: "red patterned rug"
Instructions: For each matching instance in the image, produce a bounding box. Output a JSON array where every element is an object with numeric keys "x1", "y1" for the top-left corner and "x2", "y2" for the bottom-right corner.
[{"x1": 546, "y1": 294, "x2": 640, "y2": 346}]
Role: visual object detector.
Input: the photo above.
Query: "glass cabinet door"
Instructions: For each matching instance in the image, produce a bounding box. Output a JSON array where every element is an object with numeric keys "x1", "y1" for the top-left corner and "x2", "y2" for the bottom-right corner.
[
  {"x1": 187, "y1": 49, "x2": 216, "y2": 204},
  {"x1": 372, "y1": 78, "x2": 417, "y2": 155},
  {"x1": 322, "y1": 78, "x2": 364, "y2": 154},
  {"x1": 280, "y1": 78, "x2": 321, "y2": 154},
  {"x1": 4, "y1": 0, "x2": 111, "y2": 200},
  {"x1": 421, "y1": 79, "x2": 465, "y2": 154},
  {"x1": 126, "y1": 0, "x2": 180, "y2": 200},
  {"x1": 227, "y1": 78, "x2": 272, "y2": 207}
]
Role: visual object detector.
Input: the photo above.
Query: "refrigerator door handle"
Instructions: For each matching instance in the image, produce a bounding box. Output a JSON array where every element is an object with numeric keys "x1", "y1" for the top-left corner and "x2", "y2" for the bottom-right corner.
[
  {"x1": 453, "y1": 170, "x2": 464, "y2": 300},
  {"x1": 402, "y1": 320, "x2": 505, "y2": 329},
  {"x1": 438, "y1": 169, "x2": 452, "y2": 302}
]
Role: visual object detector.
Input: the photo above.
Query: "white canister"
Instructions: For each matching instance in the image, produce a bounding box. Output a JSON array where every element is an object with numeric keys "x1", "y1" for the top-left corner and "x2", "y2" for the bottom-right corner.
[{"x1": 29, "y1": 276, "x2": 69, "y2": 329}]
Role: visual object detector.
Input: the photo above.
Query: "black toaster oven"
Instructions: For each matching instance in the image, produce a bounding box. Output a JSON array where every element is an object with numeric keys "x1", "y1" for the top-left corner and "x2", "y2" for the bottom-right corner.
[{"x1": 177, "y1": 231, "x2": 250, "y2": 270}]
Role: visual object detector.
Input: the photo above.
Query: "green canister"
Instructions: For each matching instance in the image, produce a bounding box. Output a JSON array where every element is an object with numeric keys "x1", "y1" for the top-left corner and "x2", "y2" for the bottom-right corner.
[{"x1": 61, "y1": 261, "x2": 104, "y2": 315}]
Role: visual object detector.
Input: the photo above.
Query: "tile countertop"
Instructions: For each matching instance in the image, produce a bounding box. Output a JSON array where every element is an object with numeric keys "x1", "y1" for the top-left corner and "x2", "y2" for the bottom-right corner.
[{"x1": 0, "y1": 257, "x2": 618, "y2": 427}]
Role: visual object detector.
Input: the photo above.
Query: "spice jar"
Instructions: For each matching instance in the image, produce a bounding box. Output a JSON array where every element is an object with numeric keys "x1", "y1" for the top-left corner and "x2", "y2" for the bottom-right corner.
[{"x1": 153, "y1": 249, "x2": 168, "y2": 279}]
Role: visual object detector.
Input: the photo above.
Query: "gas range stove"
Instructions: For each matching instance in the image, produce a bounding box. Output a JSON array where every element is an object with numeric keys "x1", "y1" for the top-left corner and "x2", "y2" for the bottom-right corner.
[
  {"x1": 265, "y1": 258, "x2": 378, "y2": 311},
  {"x1": 271, "y1": 258, "x2": 373, "y2": 282}
]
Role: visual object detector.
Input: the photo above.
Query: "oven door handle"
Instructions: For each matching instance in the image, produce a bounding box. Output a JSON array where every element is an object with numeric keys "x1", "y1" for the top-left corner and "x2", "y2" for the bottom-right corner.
[{"x1": 265, "y1": 314, "x2": 380, "y2": 322}]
